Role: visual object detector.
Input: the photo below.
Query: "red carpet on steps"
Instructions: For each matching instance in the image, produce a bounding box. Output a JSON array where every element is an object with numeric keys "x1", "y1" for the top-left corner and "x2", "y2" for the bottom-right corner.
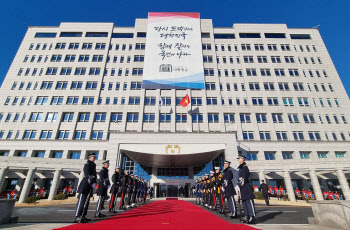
[{"x1": 55, "y1": 200, "x2": 260, "y2": 230}]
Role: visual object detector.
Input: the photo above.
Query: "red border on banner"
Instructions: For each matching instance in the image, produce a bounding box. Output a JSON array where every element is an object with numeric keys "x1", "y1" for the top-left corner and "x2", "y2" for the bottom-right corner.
[{"x1": 148, "y1": 12, "x2": 199, "y2": 18}]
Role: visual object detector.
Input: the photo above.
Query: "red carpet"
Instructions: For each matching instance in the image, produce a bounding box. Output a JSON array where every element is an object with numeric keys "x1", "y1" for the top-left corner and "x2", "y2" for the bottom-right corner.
[{"x1": 55, "y1": 200, "x2": 260, "y2": 230}]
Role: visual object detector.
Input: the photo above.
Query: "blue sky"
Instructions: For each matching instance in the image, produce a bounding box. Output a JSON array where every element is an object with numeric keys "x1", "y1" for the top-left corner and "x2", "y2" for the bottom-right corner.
[{"x1": 0, "y1": 0, "x2": 349, "y2": 96}]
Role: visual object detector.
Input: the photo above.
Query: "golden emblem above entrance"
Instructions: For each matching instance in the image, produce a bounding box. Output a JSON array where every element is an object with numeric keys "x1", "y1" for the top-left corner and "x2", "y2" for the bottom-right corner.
[{"x1": 165, "y1": 145, "x2": 181, "y2": 154}]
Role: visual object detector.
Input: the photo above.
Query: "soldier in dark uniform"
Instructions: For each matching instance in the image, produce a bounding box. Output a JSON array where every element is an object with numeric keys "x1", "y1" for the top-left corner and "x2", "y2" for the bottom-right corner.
[
  {"x1": 215, "y1": 167, "x2": 225, "y2": 214},
  {"x1": 222, "y1": 162, "x2": 237, "y2": 218},
  {"x1": 143, "y1": 179, "x2": 148, "y2": 203},
  {"x1": 74, "y1": 153, "x2": 97, "y2": 223},
  {"x1": 209, "y1": 171, "x2": 216, "y2": 210},
  {"x1": 259, "y1": 180, "x2": 269, "y2": 206},
  {"x1": 195, "y1": 179, "x2": 201, "y2": 205},
  {"x1": 204, "y1": 174, "x2": 209, "y2": 207},
  {"x1": 131, "y1": 175, "x2": 138, "y2": 207},
  {"x1": 119, "y1": 170, "x2": 129, "y2": 210},
  {"x1": 95, "y1": 160, "x2": 110, "y2": 218},
  {"x1": 126, "y1": 174, "x2": 134, "y2": 208},
  {"x1": 237, "y1": 155, "x2": 256, "y2": 224},
  {"x1": 136, "y1": 177, "x2": 142, "y2": 204},
  {"x1": 109, "y1": 166, "x2": 121, "y2": 212}
]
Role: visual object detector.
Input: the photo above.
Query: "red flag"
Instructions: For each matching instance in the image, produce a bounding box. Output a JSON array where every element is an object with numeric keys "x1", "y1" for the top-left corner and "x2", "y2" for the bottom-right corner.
[{"x1": 179, "y1": 94, "x2": 190, "y2": 108}]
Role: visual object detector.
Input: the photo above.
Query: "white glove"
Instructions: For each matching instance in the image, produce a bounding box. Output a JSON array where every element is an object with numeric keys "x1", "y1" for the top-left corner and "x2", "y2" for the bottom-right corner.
[
  {"x1": 221, "y1": 187, "x2": 225, "y2": 192},
  {"x1": 108, "y1": 185, "x2": 111, "y2": 189},
  {"x1": 214, "y1": 187, "x2": 216, "y2": 191},
  {"x1": 235, "y1": 185, "x2": 240, "y2": 190},
  {"x1": 92, "y1": 183, "x2": 96, "y2": 188}
]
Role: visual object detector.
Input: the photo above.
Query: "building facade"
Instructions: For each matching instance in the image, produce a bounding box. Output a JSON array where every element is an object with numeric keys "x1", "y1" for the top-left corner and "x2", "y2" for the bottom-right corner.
[{"x1": 0, "y1": 17, "x2": 349, "y2": 202}]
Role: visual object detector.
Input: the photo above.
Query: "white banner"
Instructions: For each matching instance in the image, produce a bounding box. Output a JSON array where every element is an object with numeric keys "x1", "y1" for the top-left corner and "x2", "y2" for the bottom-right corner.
[{"x1": 143, "y1": 12, "x2": 205, "y2": 89}]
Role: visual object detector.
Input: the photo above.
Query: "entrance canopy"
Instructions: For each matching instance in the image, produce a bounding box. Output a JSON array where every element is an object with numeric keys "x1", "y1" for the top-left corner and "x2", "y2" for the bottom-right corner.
[{"x1": 120, "y1": 144, "x2": 225, "y2": 168}]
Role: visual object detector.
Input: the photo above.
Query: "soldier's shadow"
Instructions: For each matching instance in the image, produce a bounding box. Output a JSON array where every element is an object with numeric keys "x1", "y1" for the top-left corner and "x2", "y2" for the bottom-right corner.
[{"x1": 256, "y1": 211, "x2": 283, "y2": 223}]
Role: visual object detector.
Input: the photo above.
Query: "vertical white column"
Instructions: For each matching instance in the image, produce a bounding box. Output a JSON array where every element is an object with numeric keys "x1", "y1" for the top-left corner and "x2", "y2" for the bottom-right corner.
[
  {"x1": 258, "y1": 171, "x2": 266, "y2": 183},
  {"x1": 336, "y1": 169, "x2": 350, "y2": 200},
  {"x1": 309, "y1": 170, "x2": 323, "y2": 200},
  {"x1": 48, "y1": 169, "x2": 62, "y2": 201},
  {"x1": 0, "y1": 167, "x2": 8, "y2": 192},
  {"x1": 283, "y1": 170, "x2": 296, "y2": 202},
  {"x1": 18, "y1": 169, "x2": 35, "y2": 203}
]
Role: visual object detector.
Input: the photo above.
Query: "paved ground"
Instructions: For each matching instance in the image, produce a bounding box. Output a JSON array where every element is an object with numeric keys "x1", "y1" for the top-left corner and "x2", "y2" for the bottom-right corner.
[{"x1": 0, "y1": 198, "x2": 341, "y2": 230}]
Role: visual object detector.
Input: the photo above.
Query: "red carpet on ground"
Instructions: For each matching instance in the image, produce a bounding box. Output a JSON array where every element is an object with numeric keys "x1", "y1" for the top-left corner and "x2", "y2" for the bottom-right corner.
[{"x1": 55, "y1": 200, "x2": 260, "y2": 230}]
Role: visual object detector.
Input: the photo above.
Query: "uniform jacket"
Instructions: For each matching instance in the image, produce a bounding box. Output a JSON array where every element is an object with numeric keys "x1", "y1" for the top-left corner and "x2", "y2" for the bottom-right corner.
[
  {"x1": 77, "y1": 160, "x2": 97, "y2": 195},
  {"x1": 121, "y1": 174, "x2": 129, "y2": 190},
  {"x1": 237, "y1": 162, "x2": 255, "y2": 200},
  {"x1": 209, "y1": 176, "x2": 215, "y2": 193},
  {"x1": 259, "y1": 183, "x2": 269, "y2": 198},
  {"x1": 110, "y1": 171, "x2": 120, "y2": 194},
  {"x1": 223, "y1": 167, "x2": 236, "y2": 197},
  {"x1": 133, "y1": 178, "x2": 138, "y2": 192},
  {"x1": 215, "y1": 173, "x2": 224, "y2": 194},
  {"x1": 97, "y1": 167, "x2": 110, "y2": 196}
]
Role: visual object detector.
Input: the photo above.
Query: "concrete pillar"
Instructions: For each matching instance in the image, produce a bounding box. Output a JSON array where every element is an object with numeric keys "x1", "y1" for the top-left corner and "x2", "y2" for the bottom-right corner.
[
  {"x1": 48, "y1": 169, "x2": 62, "y2": 201},
  {"x1": 0, "y1": 168, "x2": 8, "y2": 192},
  {"x1": 283, "y1": 171, "x2": 296, "y2": 202},
  {"x1": 18, "y1": 169, "x2": 35, "y2": 203},
  {"x1": 336, "y1": 169, "x2": 350, "y2": 200},
  {"x1": 258, "y1": 171, "x2": 266, "y2": 183},
  {"x1": 309, "y1": 170, "x2": 323, "y2": 200}
]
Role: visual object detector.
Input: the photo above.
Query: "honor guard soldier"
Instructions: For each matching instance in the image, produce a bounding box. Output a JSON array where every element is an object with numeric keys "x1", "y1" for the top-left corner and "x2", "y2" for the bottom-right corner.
[
  {"x1": 74, "y1": 153, "x2": 97, "y2": 223},
  {"x1": 222, "y1": 162, "x2": 238, "y2": 218},
  {"x1": 109, "y1": 166, "x2": 121, "y2": 212},
  {"x1": 131, "y1": 175, "x2": 138, "y2": 207},
  {"x1": 214, "y1": 167, "x2": 225, "y2": 214},
  {"x1": 137, "y1": 177, "x2": 142, "y2": 204},
  {"x1": 208, "y1": 171, "x2": 216, "y2": 210},
  {"x1": 237, "y1": 155, "x2": 256, "y2": 224},
  {"x1": 259, "y1": 180, "x2": 269, "y2": 206},
  {"x1": 204, "y1": 174, "x2": 209, "y2": 207},
  {"x1": 143, "y1": 179, "x2": 148, "y2": 203},
  {"x1": 196, "y1": 179, "x2": 202, "y2": 205},
  {"x1": 201, "y1": 177, "x2": 205, "y2": 206},
  {"x1": 126, "y1": 174, "x2": 134, "y2": 208},
  {"x1": 120, "y1": 170, "x2": 130, "y2": 210},
  {"x1": 95, "y1": 160, "x2": 110, "y2": 218}
]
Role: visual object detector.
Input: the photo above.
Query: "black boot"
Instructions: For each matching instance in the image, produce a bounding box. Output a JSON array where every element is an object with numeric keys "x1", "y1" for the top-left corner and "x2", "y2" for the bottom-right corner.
[
  {"x1": 229, "y1": 211, "x2": 238, "y2": 218},
  {"x1": 247, "y1": 216, "x2": 256, "y2": 224},
  {"x1": 242, "y1": 215, "x2": 249, "y2": 223},
  {"x1": 74, "y1": 217, "x2": 82, "y2": 223}
]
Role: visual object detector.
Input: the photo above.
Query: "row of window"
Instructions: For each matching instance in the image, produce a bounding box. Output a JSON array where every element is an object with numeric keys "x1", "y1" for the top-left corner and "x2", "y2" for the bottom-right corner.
[
  {"x1": 29, "y1": 42, "x2": 145, "y2": 51},
  {"x1": 202, "y1": 32, "x2": 312, "y2": 40},
  {"x1": 0, "y1": 149, "x2": 102, "y2": 160},
  {"x1": 203, "y1": 43, "x2": 317, "y2": 53},
  {"x1": 17, "y1": 67, "x2": 143, "y2": 76},
  {"x1": 205, "y1": 68, "x2": 328, "y2": 78},
  {"x1": 246, "y1": 151, "x2": 345, "y2": 161},
  {"x1": 0, "y1": 110, "x2": 347, "y2": 127}
]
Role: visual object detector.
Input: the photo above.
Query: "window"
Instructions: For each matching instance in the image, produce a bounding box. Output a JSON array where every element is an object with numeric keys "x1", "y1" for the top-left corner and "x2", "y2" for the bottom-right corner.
[
  {"x1": 257, "y1": 56, "x2": 268, "y2": 63},
  {"x1": 92, "y1": 55, "x2": 103, "y2": 62},
  {"x1": 267, "y1": 97, "x2": 279, "y2": 106},
  {"x1": 144, "y1": 97, "x2": 156, "y2": 106},
  {"x1": 35, "y1": 96, "x2": 48, "y2": 105},
  {"x1": 335, "y1": 152, "x2": 345, "y2": 158},
  {"x1": 284, "y1": 56, "x2": 295, "y2": 63},
  {"x1": 40, "y1": 130, "x2": 53, "y2": 140},
  {"x1": 241, "y1": 44, "x2": 251, "y2": 51},
  {"x1": 264, "y1": 152, "x2": 276, "y2": 160},
  {"x1": 224, "y1": 113, "x2": 235, "y2": 123},
  {"x1": 272, "y1": 113, "x2": 283, "y2": 123},
  {"x1": 55, "y1": 43, "x2": 66, "y2": 49},
  {"x1": 293, "y1": 83, "x2": 304, "y2": 91},
  {"x1": 300, "y1": 152, "x2": 311, "y2": 159},
  {"x1": 46, "y1": 112, "x2": 58, "y2": 122},
  {"x1": 214, "y1": 33, "x2": 235, "y2": 39},
  {"x1": 132, "y1": 68, "x2": 143, "y2": 76},
  {"x1": 282, "y1": 152, "x2": 293, "y2": 159},
  {"x1": 46, "y1": 67, "x2": 57, "y2": 75},
  {"x1": 160, "y1": 113, "x2": 171, "y2": 123},
  {"x1": 89, "y1": 68, "x2": 101, "y2": 75},
  {"x1": 246, "y1": 152, "x2": 258, "y2": 161},
  {"x1": 16, "y1": 151, "x2": 27, "y2": 157},
  {"x1": 128, "y1": 97, "x2": 141, "y2": 105},
  {"x1": 133, "y1": 55, "x2": 144, "y2": 62},
  {"x1": 246, "y1": 68, "x2": 257, "y2": 76},
  {"x1": 283, "y1": 98, "x2": 294, "y2": 106},
  {"x1": 289, "y1": 69, "x2": 299, "y2": 76},
  {"x1": 59, "y1": 67, "x2": 72, "y2": 75},
  {"x1": 308, "y1": 131, "x2": 321, "y2": 141},
  {"x1": 143, "y1": 113, "x2": 156, "y2": 123},
  {"x1": 66, "y1": 96, "x2": 79, "y2": 105},
  {"x1": 206, "y1": 97, "x2": 217, "y2": 105},
  {"x1": 191, "y1": 113, "x2": 203, "y2": 123},
  {"x1": 275, "y1": 69, "x2": 285, "y2": 76},
  {"x1": 260, "y1": 69, "x2": 271, "y2": 76},
  {"x1": 135, "y1": 43, "x2": 146, "y2": 50},
  {"x1": 23, "y1": 130, "x2": 37, "y2": 139},
  {"x1": 317, "y1": 151, "x2": 328, "y2": 159},
  {"x1": 276, "y1": 131, "x2": 288, "y2": 141},
  {"x1": 280, "y1": 44, "x2": 291, "y2": 51},
  {"x1": 243, "y1": 56, "x2": 254, "y2": 63},
  {"x1": 68, "y1": 43, "x2": 79, "y2": 49},
  {"x1": 74, "y1": 67, "x2": 86, "y2": 75},
  {"x1": 95, "y1": 113, "x2": 106, "y2": 122},
  {"x1": 205, "y1": 82, "x2": 216, "y2": 90},
  {"x1": 58, "y1": 130, "x2": 69, "y2": 140},
  {"x1": 130, "y1": 82, "x2": 142, "y2": 90},
  {"x1": 78, "y1": 113, "x2": 90, "y2": 122},
  {"x1": 291, "y1": 34, "x2": 311, "y2": 39},
  {"x1": 249, "y1": 83, "x2": 260, "y2": 91},
  {"x1": 252, "y1": 98, "x2": 263, "y2": 106},
  {"x1": 111, "y1": 113, "x2": 122, "y2": 122},
  {"x1": 62, "y1": 112, "x2": 74, "y2": 122},
  {"x1": 267, "y1": 44, "x2": 277, "y2": 51},
  {"x1": 271, "y1": 56, "x2": 281, "y2": 63},
  {"x1": 29, "y1": 112, "x2": 43, "y2": 122},
  {"x1": 298, "y1": 97, "x2": 309, "y2": 106},
  {"x1": 74, "y1": 130, "x2": 86, "y2": 140},
  {"x1": 191, "y1": 97, "x2": 202, "y2": 106},
  {"x1": 240, "y1": 113, "x2": 251, "y2": 123},
  {"x1": 65, "y1": 55, "x2": 76, "y2": 62},
  {"x1": 127, "y1": 113, "x2": 139, "y2": 122},
  {"x1": 51, "y1": 55, "x2": 62, "y2": 62},
  {"x1": 202, "y1": 43, "x2": 212, "y2": 50},
  {"x1": 254, "y1": 44, "x2": 264, "y2": 51},
  {"x1": 51, "y1": 96, "x2": 64, "y2": 105},
  {"x1": 256, "y1": 113, "x2": 267, "y2": 123},
  {"x1": 293, "y1": 132, "x2": 304, "y2": 141},
  {"x1": 303, "y1": 114, "x2": 315, "y2": 123},
  {"x1": 69, "y1": 151, "x2": 81, "y2": 159},
  {"x1": 260, "y1": 131, "x2": 271, "y2": 141},
  {"x1": 95, "y1": 43, "x2": 106, "y2": 50},
  {"x1": 86, "y1": 81, "x2": 98, "y2": 90},
  {"x1": 56, "y1": 81, "x2": 68, "y2": 90},
  {"x1": 51, "y1": 151, "x2": 63, "y2": 159},
  {"x1": 243, "y1": 131, "x2": 254, "y2": 140},
  {"x1": 204, "y1": 68, "x2": 214, "y2": 76},
  {"x1": 208, "y1": 113, "x2": 219, "y2": 123}
]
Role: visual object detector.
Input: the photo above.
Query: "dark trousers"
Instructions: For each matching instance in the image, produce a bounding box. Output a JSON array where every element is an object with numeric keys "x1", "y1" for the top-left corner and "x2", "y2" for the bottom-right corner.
[
  {"x1": 264, "y1": 195, "x2": 270, "y2": 205},
  {"x1": 75, "y1": 193, "x2": 90, "y2": 218},
  {"x1": 109, "y1": 191, "x2": 119, "y2": 210},
  {"x1": 126, "y1": 189, "x2": 133, "y2": 205},
  {"x1": 242, "y1": 199, "x2": 256, "y2": 217},
  {"x1": 119, "y1": 187, "x2": 126, "y2": 207},
  {"x1": 131, "y1": 190, "x2": 137, "y2": 204},
  {"x1": 227, "y1": 195, "x2": 237, "y2": 213},
  {"x1": 95, "y1": 196, "x2": 105, "y2": 215},
  {"x1": 217, "y1": 192, "x2": 225, "y2": 211},
  {"x1": 208, "y1": 192, "x2": 213, "y2": 206}
]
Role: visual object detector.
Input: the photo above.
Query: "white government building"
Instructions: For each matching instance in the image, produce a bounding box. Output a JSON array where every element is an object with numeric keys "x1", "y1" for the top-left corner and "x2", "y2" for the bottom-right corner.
[{"x1": 0, "y1": 14, "x2": 349, "y2": 203}]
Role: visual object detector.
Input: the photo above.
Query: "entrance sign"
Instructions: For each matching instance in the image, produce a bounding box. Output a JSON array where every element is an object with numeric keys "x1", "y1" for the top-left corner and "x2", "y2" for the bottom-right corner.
[{"x1": 143, "y1": 12, "x2": 205, "y2": 89}]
